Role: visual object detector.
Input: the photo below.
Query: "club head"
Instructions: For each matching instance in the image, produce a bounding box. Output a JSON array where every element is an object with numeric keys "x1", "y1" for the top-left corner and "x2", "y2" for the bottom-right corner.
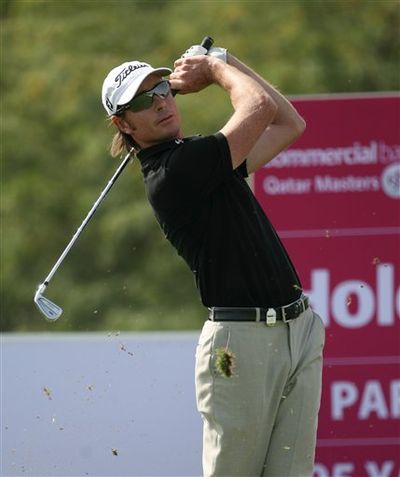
[{"x1": 34, "y1": 286, "x2": 63, "y2": 321}]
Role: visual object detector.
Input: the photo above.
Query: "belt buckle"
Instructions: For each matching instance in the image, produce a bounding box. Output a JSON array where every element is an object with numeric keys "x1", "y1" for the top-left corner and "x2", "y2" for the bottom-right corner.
[
  {"x1": 266, "y1": 308, "x2": 276, "y2": 327},
  {"x1": 282, "y1": 298, "x2": 303, "y2": 323},
  {"x1": 282, "y1": 307, "x2": 292, "y2": 323}
]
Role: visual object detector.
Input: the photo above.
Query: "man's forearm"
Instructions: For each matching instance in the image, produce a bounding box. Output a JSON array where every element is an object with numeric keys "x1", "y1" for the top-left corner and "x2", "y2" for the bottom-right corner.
[
  {"x1": 225, "y1": 53, "x2": 305, "y2": 174},
  {"x1": 227, "y1": 54, "x2": 305, "y2": 131},
  {"x1": 171, "y1": 54, "x2": 278, "y2": 169}
]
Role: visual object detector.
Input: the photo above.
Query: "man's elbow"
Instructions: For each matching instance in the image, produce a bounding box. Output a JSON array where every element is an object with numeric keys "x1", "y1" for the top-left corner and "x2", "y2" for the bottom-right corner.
[
  {"x1": 290, "y1": 115, "x2": 306, "y2": 140},
  {"x1": 297, "y1": 115, "x2": 307, "y2": 135}
]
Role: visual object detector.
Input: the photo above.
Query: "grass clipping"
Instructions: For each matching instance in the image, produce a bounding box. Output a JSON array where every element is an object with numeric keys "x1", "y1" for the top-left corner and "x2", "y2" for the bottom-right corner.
[{"x1": 215, "y1": 347, "x2": 235, "y2": 378}]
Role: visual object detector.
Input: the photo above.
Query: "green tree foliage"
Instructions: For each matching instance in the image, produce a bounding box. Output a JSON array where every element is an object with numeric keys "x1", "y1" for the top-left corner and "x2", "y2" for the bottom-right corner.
[{"x1": 2, "y1": 0, "x2": 399, "y2": 331}]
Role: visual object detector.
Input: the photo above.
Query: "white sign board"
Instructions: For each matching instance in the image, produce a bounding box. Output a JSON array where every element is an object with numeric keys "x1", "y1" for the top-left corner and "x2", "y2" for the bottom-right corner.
[{"x1": 2, "y1": 332, "x2": 203, "y2": 476}]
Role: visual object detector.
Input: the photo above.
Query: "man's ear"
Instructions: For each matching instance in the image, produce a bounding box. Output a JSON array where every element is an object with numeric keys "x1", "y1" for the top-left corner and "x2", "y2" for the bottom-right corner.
[{"x1": 111, "y1": 115, "x2": 136, "y2": 134}]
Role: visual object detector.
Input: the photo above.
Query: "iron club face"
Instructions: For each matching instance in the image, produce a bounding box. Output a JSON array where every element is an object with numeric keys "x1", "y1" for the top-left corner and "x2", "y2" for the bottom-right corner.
[{"x1": 34, "y1": 283, "x2": 63, "y2": 321}]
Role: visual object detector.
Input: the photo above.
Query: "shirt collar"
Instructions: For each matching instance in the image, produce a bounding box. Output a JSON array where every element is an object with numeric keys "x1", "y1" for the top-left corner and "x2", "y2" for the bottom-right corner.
[{"x1": 137, "y1": 138, "x2": 185, "y2": 164}]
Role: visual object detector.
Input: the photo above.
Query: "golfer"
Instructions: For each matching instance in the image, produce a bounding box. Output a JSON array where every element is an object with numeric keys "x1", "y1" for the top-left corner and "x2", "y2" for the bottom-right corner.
[{"x1": 102, "y1": 44, "x2": 325, "y2": 477}]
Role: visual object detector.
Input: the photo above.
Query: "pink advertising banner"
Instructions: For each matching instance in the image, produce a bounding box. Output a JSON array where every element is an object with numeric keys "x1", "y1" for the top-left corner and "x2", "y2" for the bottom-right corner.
[{"x1": 254, "y1": 94, "x2": 400, "y2": 477}]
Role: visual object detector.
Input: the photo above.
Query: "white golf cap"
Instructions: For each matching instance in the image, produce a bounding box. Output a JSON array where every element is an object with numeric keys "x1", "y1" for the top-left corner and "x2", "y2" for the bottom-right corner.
[{"x1": 102, "y1": 61, "x2": 172, "y2": 115}]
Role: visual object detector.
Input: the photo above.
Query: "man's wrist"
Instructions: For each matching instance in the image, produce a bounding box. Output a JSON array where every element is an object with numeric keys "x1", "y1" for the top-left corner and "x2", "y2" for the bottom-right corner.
[{"x1": 207, "y1": 56, "x2": 235, "y2": 86}]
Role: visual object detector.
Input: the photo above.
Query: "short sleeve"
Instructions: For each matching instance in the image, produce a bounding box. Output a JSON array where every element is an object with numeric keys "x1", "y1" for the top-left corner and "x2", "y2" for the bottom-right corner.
[
  {"x1": 237, "y1": 159, "x2": 248, "y2": 178},
  {"x1": 166, "y1": 133, "x2": 233, "y2": 198}
]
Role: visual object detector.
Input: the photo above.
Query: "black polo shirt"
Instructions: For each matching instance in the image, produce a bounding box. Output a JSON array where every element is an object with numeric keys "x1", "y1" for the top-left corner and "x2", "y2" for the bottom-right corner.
[{"x1": 137, "y1": 133, "x2": 302, "y2": 308}]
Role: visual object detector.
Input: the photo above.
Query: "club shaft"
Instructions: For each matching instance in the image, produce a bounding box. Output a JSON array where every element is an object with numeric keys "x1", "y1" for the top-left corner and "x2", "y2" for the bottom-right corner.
[{"x1": 42, "y1": 150, "x2": 133, "y2": 286}]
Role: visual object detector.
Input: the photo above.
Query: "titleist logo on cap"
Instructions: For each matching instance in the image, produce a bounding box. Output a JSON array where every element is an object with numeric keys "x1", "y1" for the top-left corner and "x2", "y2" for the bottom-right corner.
[{"x1": 114, "y1": 63, "x2": 147, "y2": 88}]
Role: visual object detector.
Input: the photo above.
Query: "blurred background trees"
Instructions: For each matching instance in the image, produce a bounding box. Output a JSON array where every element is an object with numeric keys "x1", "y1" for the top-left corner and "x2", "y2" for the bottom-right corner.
[{"x1": 2, "y1": 0, "x2": 399, "y2": 331}]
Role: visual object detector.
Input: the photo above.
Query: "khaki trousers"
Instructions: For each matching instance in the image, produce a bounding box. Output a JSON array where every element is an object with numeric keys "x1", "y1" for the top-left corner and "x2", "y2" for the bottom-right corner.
[{"x1": 195, "y1": 306, "x2": 325, "y2": 477}]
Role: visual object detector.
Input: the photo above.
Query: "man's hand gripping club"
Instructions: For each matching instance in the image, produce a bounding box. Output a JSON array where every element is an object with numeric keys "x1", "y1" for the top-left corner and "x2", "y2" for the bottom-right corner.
[
  {"x1": 170, "y1": 43, "x2": 278, "y2": 170},
  {"x1": 169, "y1": 41, "x2": 227, "y2": 95}
]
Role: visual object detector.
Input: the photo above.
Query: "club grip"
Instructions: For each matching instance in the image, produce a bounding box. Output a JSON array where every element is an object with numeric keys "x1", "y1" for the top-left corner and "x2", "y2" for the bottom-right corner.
[
  {"x1": 171, "y1": 36, "x2": 215, "y2": 97},
  {"x1": 200, "y1": 36, "x2": 214, "y2": 52}
]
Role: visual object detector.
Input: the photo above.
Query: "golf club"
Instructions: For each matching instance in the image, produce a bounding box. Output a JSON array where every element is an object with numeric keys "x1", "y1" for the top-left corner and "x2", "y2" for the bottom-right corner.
[{"x1": 34, "y1": 36, "x2": 214, "y2": 321}]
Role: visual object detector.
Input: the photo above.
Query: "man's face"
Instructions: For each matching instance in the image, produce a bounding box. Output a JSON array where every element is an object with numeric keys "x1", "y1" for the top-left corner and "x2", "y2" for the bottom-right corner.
[{"x1": 117, "y1": 73, "x2": 182, "y2": 149}]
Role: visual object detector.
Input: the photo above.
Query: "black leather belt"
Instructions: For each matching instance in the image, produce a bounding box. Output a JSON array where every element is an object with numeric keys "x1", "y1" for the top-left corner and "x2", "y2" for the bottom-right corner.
[{"x1": 209, "y1": 295, "x2": 309, "y2": 326}]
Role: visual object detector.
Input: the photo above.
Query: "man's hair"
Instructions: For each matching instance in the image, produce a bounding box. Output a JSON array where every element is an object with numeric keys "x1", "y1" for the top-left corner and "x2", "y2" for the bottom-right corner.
[
  {"x1": 110, "y1": 130, "x2": 140, "y2": 157},
  {"x1": 108, "y1": 117, "x2": 140, "y2": 157}
]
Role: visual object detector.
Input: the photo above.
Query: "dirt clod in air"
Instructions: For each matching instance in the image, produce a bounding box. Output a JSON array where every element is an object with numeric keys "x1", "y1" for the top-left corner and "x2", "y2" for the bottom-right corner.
[
  {"x1": 120, "y1": 343, "x2": 134, "y2": 356},
  {"x1": 43, "y1": 387, "x2": 52, "y2": 400}
]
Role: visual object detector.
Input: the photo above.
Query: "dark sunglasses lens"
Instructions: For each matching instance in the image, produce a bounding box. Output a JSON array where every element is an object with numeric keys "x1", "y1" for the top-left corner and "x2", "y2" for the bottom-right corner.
[{"x1": 128, "y1": 94, "x2": 154, "y2": 112}]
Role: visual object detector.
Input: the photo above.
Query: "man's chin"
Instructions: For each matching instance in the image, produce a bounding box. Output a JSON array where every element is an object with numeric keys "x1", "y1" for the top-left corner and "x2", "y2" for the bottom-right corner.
[{"x1": 158, "y1": 125, "x2": 183, "y2": 142}]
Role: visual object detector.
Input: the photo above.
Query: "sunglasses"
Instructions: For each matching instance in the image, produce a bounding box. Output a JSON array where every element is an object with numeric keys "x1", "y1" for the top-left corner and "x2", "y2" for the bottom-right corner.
[{"x1": 116, "y1": 80, "x2": 173, "y2": 115}]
